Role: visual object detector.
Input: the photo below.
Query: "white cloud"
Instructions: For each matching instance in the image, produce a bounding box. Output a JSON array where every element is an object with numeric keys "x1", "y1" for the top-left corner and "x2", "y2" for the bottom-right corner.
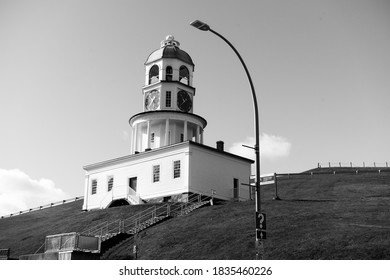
[
  {"x1": 0, "y1": 169, "x2": 67, "y2": 216},
  {"x1": 260, "y1": 134, "x2": 292, "y2": 160},
  {"x1": 228, "y1": 133, "x2": 292, "y2": 162}
]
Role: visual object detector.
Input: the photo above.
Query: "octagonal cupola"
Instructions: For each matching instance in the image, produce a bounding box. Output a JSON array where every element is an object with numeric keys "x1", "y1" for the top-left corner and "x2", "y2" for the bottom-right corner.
[
  {"x1": 141, "y1": 35, "x2": 197, "y2": 114},
  {"x1": 129, "y1": 35, "x2": 206, "y2": 154}
]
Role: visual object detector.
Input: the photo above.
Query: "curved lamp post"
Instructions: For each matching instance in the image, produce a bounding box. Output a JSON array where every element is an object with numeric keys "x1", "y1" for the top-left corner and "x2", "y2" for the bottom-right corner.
[{"x1": 190, "y1": 20, "x2": 262, "y2": 257}]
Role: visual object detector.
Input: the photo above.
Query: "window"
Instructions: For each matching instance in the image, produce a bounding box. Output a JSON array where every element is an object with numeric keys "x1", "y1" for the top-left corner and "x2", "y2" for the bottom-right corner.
[
  {"x1": 129, "y1": 177, "x2": 137, "y2": 192},
  {"x1": 173, "y1": 160, "x2": 181, "y2": 178},
  {"x1": 166, "y1": 66, "x2": 173, "y2": 81},
  {"x1": 149, "y1": 65, "x2": 159, "y2": 84},
  {"x1": 91, "y1": 179, "x2": 97, "y2": 195},
  {"x1": 233, "y1": 178, "x2": 239, "y2": 200},
  {"x1": 107, "y1": 177, "x2": 113, "y2": 192},
  {"x1": 179, "y1": 66, "x2": 189, "y2": 85},
  {"x1": 180, "y1": 133, "x2": 184, "y2": 142},
  {"x1": 151, "y1": 133, "x2": 155, "y2": 144},
  {"x1": 166, "y1": 91, "x2": 171, "y2": 107},
  {"x1": 153, "y1": 165, "x2": 160, "y2": 183}
]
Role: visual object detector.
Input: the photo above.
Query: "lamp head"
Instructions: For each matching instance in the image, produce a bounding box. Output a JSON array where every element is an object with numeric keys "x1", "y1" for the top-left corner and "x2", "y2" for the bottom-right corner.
[{"x1": 190, "y1": 20, "x2": 210, "y2": 31}]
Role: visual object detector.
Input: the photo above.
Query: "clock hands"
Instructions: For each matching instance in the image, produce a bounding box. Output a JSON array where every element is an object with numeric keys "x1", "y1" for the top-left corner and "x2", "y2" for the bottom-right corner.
[
  {"x1": 149, "y1": 96, "x2": 156, "y2": 109},
  {"x1": 146, "y1": 91, "x2": 160, "y2": 111}
]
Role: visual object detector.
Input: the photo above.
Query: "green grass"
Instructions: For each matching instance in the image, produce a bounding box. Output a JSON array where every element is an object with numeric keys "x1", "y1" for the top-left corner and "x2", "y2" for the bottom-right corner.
[{"x1": 1, "y1": 168, "x2": 390, "y2": 259}]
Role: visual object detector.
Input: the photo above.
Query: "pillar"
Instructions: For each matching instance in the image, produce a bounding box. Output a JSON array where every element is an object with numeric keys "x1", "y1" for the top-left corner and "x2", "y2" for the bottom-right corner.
[
  {"x1": 196, "y1": 126, "x2": 200, "y2": 143},
  {"x1": 184, "y1": 120, "x2": 188, "y2": 141},
  {"x1": 146, "y1": 120, "x2": 151, "y2": 150},
  {"x1": 132, "y1": 124, "x2": 138, "y2": 154},
  {"x1": 165, "y1": 118, "x2": 170, "y2": 146},
  {"x1": 82, "y1": 174, "x2": 90, "y2": 211}
]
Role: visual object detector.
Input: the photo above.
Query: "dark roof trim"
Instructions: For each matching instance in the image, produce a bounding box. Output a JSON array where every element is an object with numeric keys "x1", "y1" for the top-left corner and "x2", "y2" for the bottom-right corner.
[
  {"x1": 129, "y1": 110, "x2": 207, "y2": 127},
  {"x1": 145, "y1": 46, "x2": 194, "y2": 66},
  {"x1": 188, "y1": 141, "x2": 255, "y2": 164}
]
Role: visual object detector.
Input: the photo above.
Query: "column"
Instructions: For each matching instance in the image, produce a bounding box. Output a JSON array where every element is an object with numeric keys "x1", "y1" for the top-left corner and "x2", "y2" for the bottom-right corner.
[
  {"x1": 82, "y1": 174, "x2": 90, "y2": 211},
  {"x1": 131, "y1": 125, "x2": 137, "y2": 153},
  {"x1": 146, "y1": 120, "x2": 151, "y2": 150},
  {"x1": 200, "y1": 128, "x2": 204, "y2": 144},
  {"x1": 165, "y1": 118, "x2": 170, "y2": 146},
  {"x1": 184, "y1": 120, "x2": 188, "y2": 141},
  {"x1": 195, "y1": 125, "x2": 200, "y2": 143}
]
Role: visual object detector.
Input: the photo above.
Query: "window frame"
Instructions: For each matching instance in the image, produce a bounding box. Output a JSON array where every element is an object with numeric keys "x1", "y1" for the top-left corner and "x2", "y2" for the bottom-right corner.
[
  {"x1": 173, "y1": 160, "x2": 181, "y2": 179},
  {"x1": 151, "y1": 132, "x2": 155, "y2": 144},
  {"x1": 166, "y1": 91, "x2": 172, "y2": 108},
  {"x1": 149, "y1": 65, "x2": 159, "y2": 84},
  {"x1": 91, "y1": 179, "x2": 97, "y2": 195},
  {"x1": 153, "y1": 165, "x2": 160, "y2": 183},
  {"x1": 165, "y1": 66, "x2": 173, "y2": 81},
  {"x1": 179, "y1": 65, "x2": 190, "y2": 85},
  {"x1": 107, "y1": 176, "x2": 113, "y2": 192}
]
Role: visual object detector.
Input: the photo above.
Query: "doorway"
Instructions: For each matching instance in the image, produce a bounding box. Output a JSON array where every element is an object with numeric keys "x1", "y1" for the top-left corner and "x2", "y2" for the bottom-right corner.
[{"x1": 129, "y1": 177, "x2": 137, "y2": 192}]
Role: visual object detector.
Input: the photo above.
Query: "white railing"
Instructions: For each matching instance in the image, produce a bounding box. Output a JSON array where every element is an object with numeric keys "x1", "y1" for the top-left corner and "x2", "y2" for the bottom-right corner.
[
  {"x1": 0, "y1": 196, "x2": 84, "y2": 219},
  {"x1": 128, "y1": 186, "x2": 143, "y2": 205},
  {"x1": 318, "y1": 162, "x2": 389, "y2": 168},
  {"x1": 99, "y1": 185, "x2": 143, "y2": 208}
]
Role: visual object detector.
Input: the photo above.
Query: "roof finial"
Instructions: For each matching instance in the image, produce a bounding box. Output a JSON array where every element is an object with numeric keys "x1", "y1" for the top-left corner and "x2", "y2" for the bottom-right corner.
[{"x1": 160, "y1": 35, "x2": 180, "y2": 48}]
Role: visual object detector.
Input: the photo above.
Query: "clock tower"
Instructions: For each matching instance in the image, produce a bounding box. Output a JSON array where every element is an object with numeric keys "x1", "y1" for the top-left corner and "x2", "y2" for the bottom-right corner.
[{"x1": 129, "y1": 36, "x2": 207, "y2": 153}]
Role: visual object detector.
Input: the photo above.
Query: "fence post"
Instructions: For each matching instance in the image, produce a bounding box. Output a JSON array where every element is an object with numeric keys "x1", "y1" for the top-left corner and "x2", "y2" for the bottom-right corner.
[
  {"x1": 374, "y1": 162, "x2": 376, "y2": 167},
  {"x1": 273, "y1": 173, "x2": 280, "y2": 200},
  {"x1": 339, "y1": 162, "x2": 341, "y2": 167},
  {"x1": 350, "y1": 162, "x2": 352, "y2": 168}
]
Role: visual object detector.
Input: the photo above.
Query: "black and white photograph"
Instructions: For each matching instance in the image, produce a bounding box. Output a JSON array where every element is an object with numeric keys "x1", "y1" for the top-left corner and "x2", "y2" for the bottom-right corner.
[{"x1": 1, "y1": 0, "x2": 389, "y2": 279}]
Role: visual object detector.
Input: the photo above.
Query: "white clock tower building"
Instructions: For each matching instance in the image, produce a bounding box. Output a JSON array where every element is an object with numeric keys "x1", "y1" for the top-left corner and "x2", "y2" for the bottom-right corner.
[
  {"x1": 82, "y1": 36, "x2": 253, "y2": 211},
  {"x1": 130, "y1": 35, "x2": 207, "y2": 153}
]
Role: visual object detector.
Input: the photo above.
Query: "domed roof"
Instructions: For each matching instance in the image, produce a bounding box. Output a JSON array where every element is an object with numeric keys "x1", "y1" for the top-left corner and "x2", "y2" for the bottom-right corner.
[{"x1": 145, "y1": 35, "x2": 194, "y2": 66}]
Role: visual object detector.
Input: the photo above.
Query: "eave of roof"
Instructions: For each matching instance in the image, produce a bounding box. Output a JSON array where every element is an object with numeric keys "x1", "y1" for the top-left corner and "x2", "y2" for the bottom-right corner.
[{"x1": 83, "y1": 141, "x2": 254, "y2": 171}]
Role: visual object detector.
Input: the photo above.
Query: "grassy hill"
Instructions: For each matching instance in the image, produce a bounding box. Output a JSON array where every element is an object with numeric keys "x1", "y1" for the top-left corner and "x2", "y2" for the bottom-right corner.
[{"x1": 1, "y1": 168, "x2": 390, "y2": 259}]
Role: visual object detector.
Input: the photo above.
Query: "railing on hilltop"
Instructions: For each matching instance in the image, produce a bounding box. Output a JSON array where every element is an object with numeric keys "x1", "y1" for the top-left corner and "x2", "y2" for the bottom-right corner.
[
  {"x1": 0, "y1": 196, "x2": 84, "y2": 219},
  {"x1": 318, "y1": 162, "x2": 389, "y2": 168}
]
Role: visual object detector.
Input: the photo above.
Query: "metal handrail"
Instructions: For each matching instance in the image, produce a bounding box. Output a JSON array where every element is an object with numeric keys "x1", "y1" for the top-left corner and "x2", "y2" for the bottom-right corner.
[{"x1": 82, "y1": 191, "x2": 211, "y2": 239}]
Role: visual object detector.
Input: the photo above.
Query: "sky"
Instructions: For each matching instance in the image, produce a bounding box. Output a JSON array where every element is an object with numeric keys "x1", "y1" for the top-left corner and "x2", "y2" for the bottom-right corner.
[{"x1": 1, "y1": 0, "x2": 389, "y2": 216}]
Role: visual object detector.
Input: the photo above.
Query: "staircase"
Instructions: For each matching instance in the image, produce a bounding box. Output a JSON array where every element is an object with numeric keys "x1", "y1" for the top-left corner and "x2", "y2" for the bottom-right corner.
[
  {"x1": 171, "y1": 200, "x2": 210, "y2": 216},
  {"x1": 126, "y1": 216, "x2": 168, "y2": 234},
  {"x1": 81, "y1": 192, "x2": 211, "y2": 257}
]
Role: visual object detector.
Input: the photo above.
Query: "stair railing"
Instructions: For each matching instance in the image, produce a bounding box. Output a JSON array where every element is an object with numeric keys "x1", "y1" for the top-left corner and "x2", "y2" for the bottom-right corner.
[
  {"x1": 82, "y1": 191, "x2": 211, "y2": 240},
  {"x1": 82, "y1": 219, "x2": 122, "y2": 237}
]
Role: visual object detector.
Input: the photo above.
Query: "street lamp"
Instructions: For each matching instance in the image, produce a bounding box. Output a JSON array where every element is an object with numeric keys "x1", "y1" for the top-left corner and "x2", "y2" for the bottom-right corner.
[{"x1": 190, "y1": 20, "x2": 262, "y2": 258}]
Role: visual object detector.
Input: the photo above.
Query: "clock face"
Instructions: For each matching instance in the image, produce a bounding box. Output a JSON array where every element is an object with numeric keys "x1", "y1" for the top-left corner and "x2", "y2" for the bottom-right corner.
[
  {"x1": 177, "y1": 90, "x2": 192, "y2": 112},
  {"x1": 145, "y1": 90, "x2": 160, "y2": 111}
]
